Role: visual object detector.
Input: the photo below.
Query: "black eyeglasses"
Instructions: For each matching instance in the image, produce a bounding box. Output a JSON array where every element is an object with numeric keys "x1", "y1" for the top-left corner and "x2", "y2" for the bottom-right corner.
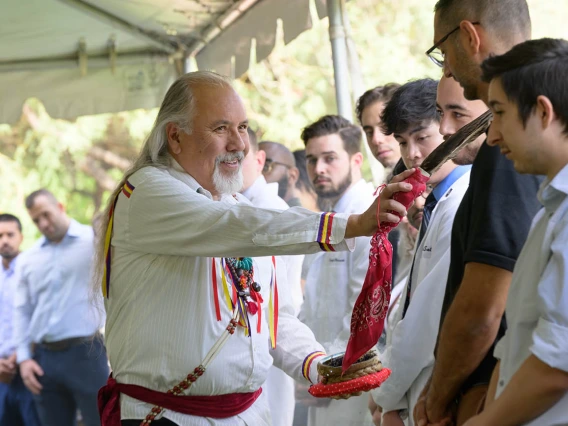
[
  {"x1": 263, "y1": 159, "x2": 292, "y2": 174},
  {"x1": 426, "y1": 22, "x2": 480, "y2": 67}
]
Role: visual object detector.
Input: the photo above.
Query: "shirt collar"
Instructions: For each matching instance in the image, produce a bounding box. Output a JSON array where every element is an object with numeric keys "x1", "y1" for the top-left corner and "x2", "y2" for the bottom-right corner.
[
  {"x1": 432, "y1": 165, "x2": 471, "y2": 201},
  {"x1": 168, "y1": 159, "x2": 214, "y2": 199},
  {"x1": 538, "y1": 163, "x2": 568, "y2": 212},
  {"x1": 333, "y1": 179, "x2": 368, "y2": 213},
  {"x1": 1, "y1": 256, "x2": 17, "y2": 278},
  {"x1": 40, "y1": 219, "x2": 81, "y2": 247},
  {"x1": 167, "y1": 159, "x2": 239, "y2": 205}
]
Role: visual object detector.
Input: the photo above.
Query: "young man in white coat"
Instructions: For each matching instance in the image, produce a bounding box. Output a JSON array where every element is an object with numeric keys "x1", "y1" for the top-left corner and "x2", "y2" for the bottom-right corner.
[
  {"x1": 297, "y1": 115, "x2": 375, "y2": 426},
  {"x1": 240, "y1": 127, "x2": 303, "y2": 426},
  {"x1": 370, "y1": 77, "x2": 487, "y2": 426}
]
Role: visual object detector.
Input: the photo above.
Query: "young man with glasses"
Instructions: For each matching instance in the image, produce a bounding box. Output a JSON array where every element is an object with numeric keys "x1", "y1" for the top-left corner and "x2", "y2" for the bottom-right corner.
[
  {"x1": 463, "y1": 37, "x2": 568, "y2": 426},
  {"x1": 414, "y1": 1, "x2": 543, "y2": 425}
]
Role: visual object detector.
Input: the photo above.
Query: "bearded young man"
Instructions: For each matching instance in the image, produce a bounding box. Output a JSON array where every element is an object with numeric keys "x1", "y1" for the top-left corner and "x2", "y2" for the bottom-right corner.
[
  {"x1": 296, "y1": 114, "x2": 374, "y2": 426},
  {"x1": 95, "y1": 71, "x2": 415, "y2": 426}
]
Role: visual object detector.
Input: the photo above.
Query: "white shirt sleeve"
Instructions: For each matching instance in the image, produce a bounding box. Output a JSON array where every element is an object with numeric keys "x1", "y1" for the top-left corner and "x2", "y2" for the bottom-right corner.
[
  {"x1": 14, "y1": 257, "x2": 33, "y2": 362},
  {"x1": 531, "y1": 218, "x2": 568, "y2": 372},
  {"x1": 117, "y1": 169, "x2": 353, "y2": 258}
]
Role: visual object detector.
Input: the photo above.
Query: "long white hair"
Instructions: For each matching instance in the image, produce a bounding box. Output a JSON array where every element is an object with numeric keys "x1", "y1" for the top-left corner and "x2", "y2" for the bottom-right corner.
[{"x1": 92, "y1": 71, "x2": 232, "y2": 298}]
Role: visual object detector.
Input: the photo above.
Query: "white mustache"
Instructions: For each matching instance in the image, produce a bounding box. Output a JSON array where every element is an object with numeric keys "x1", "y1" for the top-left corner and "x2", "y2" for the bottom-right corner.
[{"x1": 216, "y1": 152, "x2": 244, "y2": 164}]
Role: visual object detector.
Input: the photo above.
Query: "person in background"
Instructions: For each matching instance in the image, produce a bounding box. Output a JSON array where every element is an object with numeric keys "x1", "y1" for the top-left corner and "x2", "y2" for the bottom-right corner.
[
  {"x1": 356, "y1": 83, "x2": 402, "y2": 175},
  {"x1": 15, "y1": 189, "x2": 109, "y2": 426},
  {"x1": 292, "y1": 149, "x2": 319, "y2": 212},
  {"x1": 240, "y1": 127, "x2": 303, "y2": 426},
  {"x1": 0, "y1": 214, "x2": 41, "y2": 426},
  {"x1": 463, "y1": 37, "x2": 568, "y2": 426},
  {"x1": 298, "y1": 115, "x2": 375, "y2": 426}
]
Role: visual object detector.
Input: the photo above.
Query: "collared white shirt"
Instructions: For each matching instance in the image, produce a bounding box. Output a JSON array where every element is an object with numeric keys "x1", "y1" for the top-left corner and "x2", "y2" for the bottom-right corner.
[
  {"x1": 372, "y1": 170, "x2": 471, "y2": 423},
  {"x1": 106, "y1": 165, "x2": 354, "y2": 425},
  {"x1": 15, "y1": 220, "x2": 102, "y2": 362},
  {"x1": 300, "y1": 179, "x2": 375, "y2": 426},
  {"x1": 494, "y1": 164, "x2": 568, "y2": 426},
  {"x1": 0, "y1": 256, "x2": 18, "y2": 358}
]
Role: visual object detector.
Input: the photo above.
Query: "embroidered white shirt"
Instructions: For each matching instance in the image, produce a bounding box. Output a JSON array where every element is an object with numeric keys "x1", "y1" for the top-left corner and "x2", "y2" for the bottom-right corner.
[{"x1": 105, "y1": 165, "x2": 354, "y2": 425}]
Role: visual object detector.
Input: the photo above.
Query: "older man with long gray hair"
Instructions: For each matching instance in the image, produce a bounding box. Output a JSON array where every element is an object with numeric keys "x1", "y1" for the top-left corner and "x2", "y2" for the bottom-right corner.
[{"x1": 94, "y1": 71, "x2": 415, "y2": 426}]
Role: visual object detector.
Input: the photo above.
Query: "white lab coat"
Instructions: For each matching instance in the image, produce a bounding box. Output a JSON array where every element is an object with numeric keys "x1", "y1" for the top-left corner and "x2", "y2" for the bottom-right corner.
[
  {"x1": 372, "y1": 171, "x2": 470, "y2": 425},
  {"x1": 300, "y1": 179, "x2": 375, "y2": 426},
  {"x1": 242, "y1": 175, "x2": 304, "y2": 426}
]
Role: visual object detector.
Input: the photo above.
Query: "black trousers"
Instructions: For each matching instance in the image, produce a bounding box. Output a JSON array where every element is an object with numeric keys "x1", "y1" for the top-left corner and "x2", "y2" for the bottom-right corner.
[{"x1": 122, "y1": 419, "x2": 178, "y2": 426}]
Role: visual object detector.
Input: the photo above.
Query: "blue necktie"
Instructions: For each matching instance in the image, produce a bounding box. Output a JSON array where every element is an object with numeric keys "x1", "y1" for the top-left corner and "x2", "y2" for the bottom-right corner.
[{"x1": 402, "y1": 192, "x2": 438, "y2": 318}]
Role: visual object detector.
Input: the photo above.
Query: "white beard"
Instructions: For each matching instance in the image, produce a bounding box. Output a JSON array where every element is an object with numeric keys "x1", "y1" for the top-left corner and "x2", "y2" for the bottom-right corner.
[{"x1": 213, "y1": 152, "x2": 244, "y2": 195}]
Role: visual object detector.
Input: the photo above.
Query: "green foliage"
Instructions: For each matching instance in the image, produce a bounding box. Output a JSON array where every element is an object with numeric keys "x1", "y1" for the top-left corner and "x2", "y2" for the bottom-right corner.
[{"x1": 0, "y1": 0, "x2": 566, "y2": 248}]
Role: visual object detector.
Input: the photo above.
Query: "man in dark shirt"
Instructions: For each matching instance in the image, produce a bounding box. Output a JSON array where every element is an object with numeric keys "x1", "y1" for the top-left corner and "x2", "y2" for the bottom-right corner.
[{"x1": 414, "y1": 1, "x2": 543, "y2": 425}]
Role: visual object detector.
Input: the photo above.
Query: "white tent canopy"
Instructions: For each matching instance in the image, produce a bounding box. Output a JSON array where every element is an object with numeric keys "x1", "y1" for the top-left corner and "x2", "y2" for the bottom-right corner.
[{"x1": 0, "y1": 0, "x2": 334, "y2": 124}]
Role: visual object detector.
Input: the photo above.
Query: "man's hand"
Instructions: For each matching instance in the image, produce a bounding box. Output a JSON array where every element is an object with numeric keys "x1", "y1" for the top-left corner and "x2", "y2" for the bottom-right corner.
[
  {"x1": 368, "y1": 395, "x2": 382, "y2": 426},
  {"x1": 426, "y1": 396, "x2": 454, "y2": 426},
  {"x1": 295, "y1": 381, "x2": 331, "y2": 408},
  {"x1": 0, "y1": 353, "x2": 17, "y2": 375},
  {"x1": 382, "y1": 410, "x2": 405, "y2": 426},
  {"x1": 346, "y1": 168, "x2": 416, "y2": 238},
  {"x1": 414, "y1": 391, "x2": 429, "y2": 426},
  {"x1": 20, "y1": 359, "x2": 44, "y2": 395}
]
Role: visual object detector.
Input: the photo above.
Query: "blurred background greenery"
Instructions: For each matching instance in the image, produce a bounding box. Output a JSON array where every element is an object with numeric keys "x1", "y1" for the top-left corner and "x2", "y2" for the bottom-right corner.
[{"x1": 1, "y1": 0, "x2": 567, "y2": 246}]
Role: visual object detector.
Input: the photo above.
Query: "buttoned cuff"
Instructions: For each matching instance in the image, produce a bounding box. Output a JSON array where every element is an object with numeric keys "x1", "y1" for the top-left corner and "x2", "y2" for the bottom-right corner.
[
  {"x1": 17, "y1": 345, "x2": 32, "y2": 363},
  {"x1": 531, "y1": 317, "x2": 568, "y2": 372},
  {"x1": 302, "y1": 351, "x2": 326, "y2": 384},
  {"x1": 316, "y1": 213, "x2": 354, "y2": 252}
]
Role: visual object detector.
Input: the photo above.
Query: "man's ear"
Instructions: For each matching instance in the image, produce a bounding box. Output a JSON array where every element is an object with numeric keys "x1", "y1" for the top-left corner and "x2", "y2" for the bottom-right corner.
[
  {"x1": 459, "y1": 20, "x2": 482, "y2": 56},
  {"x1": 166, "y1": 122, "x2": 182, "y2": 155},
  {"x1": 288, "y1": 166, "x2": 300, "y2": 186},
  {"x1": 535, "y1": 95, "x2": 556, "y2": 130},
  {"x1": 256, "y1": 149, "x2": 266, "y2": 173},
  {"x1": 351, "y1": 152, "x2": 364, "y2": 168}
]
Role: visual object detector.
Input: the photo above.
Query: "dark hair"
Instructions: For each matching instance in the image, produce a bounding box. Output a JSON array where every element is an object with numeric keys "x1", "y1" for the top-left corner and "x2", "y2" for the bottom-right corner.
[
  {"x1": 0, "y1": 214, "x2": 22, "y2": 232},
  {"x1": 247, "y1": 127, "x2": 258, "y2": 151},
  {"x1": 381, "y1": 79, "x2": 440, "y2": 135},
  {"x1": 481, "y1": 38, "x2": 568, "y2": 135},
  {"x1": 355, "y1": 83, "x2": 401, "y2": 124},
  {"x1": 293, "y1": 149, "x2": 314, "y2": 192},
  {"x1": 301, "y1": 115, "x2": 362, "y2": 156},
  {"x1": 25, "y1": 189, "x2": 58, "y2": 209},
  {"x1": 434, "y1": 0, "x2": 531, "y2": 44}
]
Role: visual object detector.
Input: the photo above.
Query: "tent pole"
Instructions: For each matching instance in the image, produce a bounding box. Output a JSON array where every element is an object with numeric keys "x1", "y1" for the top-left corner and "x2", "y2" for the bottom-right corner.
[{"x1": 327, "y1": 0, "x2": 353, "y2": 121}]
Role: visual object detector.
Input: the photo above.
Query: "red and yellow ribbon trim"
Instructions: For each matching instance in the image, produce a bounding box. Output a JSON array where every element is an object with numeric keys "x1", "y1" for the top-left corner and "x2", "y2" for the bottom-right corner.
[
  {"x1": 317, "y1": 212, "x2": 336, "y2": 252},
  {"x1": 302, "y1": 351, "x2": 326, "y2": 383},
  {"x1": 210, "y1": 257, "x2": 279, "y2": 348},
  {"x1": 102, "y1": 181, "x2": 135, "y2": 298}
]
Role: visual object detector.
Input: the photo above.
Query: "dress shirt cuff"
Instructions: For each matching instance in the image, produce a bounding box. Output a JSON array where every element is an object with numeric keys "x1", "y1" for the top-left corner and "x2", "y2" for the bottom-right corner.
[
  {"x1": 17, "y1": 345, "x2": 32, "y2": 363},
  {"x1": 531, "y1": 317, "x2": 568, "y2": 372},
  {"x1": 316, "y1": 213, "x2": 354, "y2": 253},
  {"x1": 302, "y1": 351, "x2": 326, "y2": 384}
]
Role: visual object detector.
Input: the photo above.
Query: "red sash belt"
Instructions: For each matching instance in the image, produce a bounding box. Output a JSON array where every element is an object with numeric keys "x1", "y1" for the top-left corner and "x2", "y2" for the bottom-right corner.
[{"x1": 98, "y1": 375, "x2": 262, "y2": 425}]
